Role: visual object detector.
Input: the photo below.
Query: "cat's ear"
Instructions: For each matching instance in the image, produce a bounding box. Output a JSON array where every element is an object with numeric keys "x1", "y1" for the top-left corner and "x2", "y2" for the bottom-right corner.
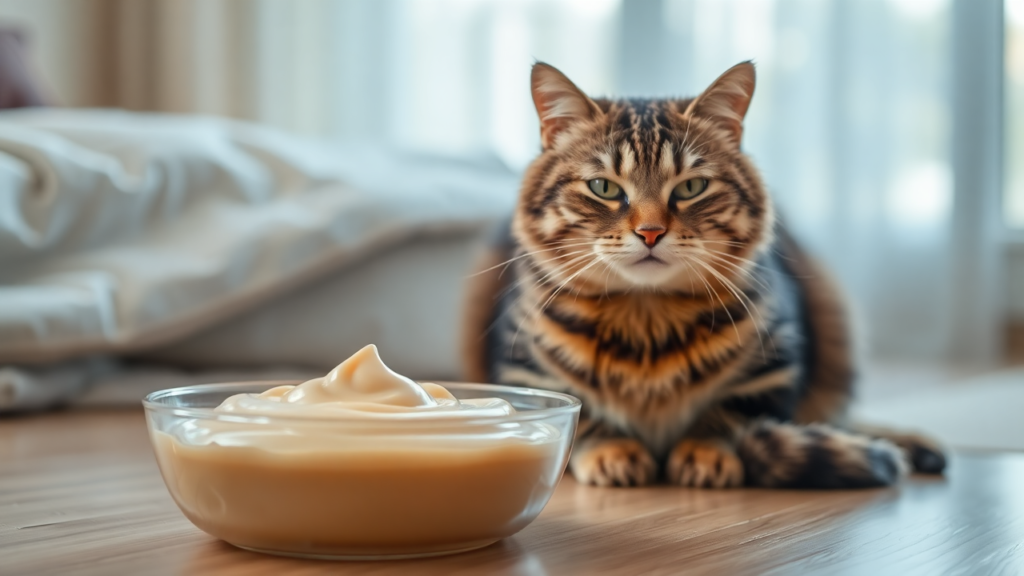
[
  {"x1": 684, "y1": 61, "x2": 756, "y2": 144},
  {"x1": 531, "y1": 62, "x2": 602, "y2": 149}
]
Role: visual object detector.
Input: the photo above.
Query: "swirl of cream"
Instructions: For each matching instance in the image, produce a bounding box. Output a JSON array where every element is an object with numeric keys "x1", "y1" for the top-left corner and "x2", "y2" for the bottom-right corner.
[{"x1": 215, "y1": 344, "x2": 514, "y2": 418}]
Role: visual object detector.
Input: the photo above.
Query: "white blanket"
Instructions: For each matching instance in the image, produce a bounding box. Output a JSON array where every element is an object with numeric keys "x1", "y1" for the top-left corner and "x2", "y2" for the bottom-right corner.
[{"x1": 0, "y1": 109, "x2": 519, "y2": 410}]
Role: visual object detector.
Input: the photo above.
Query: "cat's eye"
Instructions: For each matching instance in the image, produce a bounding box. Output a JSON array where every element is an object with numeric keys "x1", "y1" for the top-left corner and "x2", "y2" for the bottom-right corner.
[
  {"x1": 672, "y1": 178, "x2": 709, "y2": 200},
  {"x1": 587, "y1": 178, "x2": 624, "y2": 200}
]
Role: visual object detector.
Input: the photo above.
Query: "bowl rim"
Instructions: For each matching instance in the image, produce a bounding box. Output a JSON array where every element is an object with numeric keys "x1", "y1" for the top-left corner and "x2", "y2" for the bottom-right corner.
[{"x1": 142, "y1": 380, "x2": 582, "y2": 426}]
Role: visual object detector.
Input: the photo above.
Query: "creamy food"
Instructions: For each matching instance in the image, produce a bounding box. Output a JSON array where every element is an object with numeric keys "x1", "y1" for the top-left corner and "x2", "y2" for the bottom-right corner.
[
  {"x1": 149, "y1": 345, "x2": 569, "y2": 558},
  {"x1": 213, "y1": 343, "x2": 515, "y2": 419}
]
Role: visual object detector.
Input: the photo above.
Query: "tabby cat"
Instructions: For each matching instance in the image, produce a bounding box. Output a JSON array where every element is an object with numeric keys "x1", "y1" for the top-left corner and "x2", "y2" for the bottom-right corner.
[{"x1": 462, "y1": 61, "x2": 946, "y2": 489}]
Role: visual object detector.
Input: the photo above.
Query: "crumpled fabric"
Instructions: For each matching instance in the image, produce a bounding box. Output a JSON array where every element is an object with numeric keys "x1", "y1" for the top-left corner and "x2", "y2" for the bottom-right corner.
[{"x1": 0, "y1": 109, "x2": 518, "y2": 411}]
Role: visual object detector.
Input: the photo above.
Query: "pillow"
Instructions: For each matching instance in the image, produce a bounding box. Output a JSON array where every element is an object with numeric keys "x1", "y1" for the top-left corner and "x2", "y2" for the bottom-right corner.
[{"x1": 0, "y1": 27, "x2": 47, "y2": 109}]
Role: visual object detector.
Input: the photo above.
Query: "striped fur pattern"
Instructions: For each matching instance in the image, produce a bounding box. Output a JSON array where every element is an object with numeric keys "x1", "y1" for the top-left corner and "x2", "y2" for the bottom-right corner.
[{"x1": 462, "y1": 61, "x2": 945, "y2": 488}]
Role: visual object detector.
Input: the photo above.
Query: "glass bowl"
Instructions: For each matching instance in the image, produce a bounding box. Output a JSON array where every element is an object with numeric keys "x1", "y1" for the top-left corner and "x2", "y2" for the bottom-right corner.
[{"x1": 143, "y1": 381, "x2": 580, "y2": 560}]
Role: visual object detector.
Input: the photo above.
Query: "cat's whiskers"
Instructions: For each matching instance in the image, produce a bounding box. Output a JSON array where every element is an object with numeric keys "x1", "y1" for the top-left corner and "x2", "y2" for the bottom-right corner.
[
  {"x1": 698, "y1": 250, "x2": 773, "y2": 294},
  {"x1": 700, "y1": 238, "x2": 799, "y2": 266},
  {"x1": 575, "y1": 255, "x2": 607, "y2": 303},
  {"x1": 697, "y1": 252, "x2": 779, "y2": 356},
  {"x1": 494, "y1": 254, "x2": 592, "y2": 317},
  {"x1": 687, "y1": 257, "x2": 771, "y2": 358},
  {"x1": 506, "y1": 249, "x2": 597, "y2": 307},
  {"x1": 517, "y1": 253, "x2": 601, "y2": 310},
  {"x1": 470, "y1": 241, "x2": 595, "y2": 279},
  {"x1": 698, "y1": 239, "x2": 749, "y2": 249},
  {"x1": 701, "y1": 239, "x2": 795, "y2": 276},
  {"x1": 533, "y1": 252, "x2": 598, "y2": 287},
  {"x1": 681, "y1": 255, "x2": 739, "y2": 342},
  {"x1": 510, "y1": 253, "x2": 601, "y2": 349},
  {"x1": 704, "y1": 249, "x2": 774, "y2": 282},
  {"x1": 536, "y1": 257, "x2": 604, "y2": 316},
  {"x1": 497, "y1": 249, "x2": 592, "y2": 300},
  {"x1": 678, "y1": 258, "x2": 716, "y2": 332},
  {"x1": 479, "y1": 249, "x2": 592, "y2": 341},
  {"x1": 546, "y1": 238, "x2": 596, "y2": 247},
  {"x1": 702, "y1": 249, "x2": 772, "y2": 273},
  {"x1": 601, "y1": 258, "x2": 617, "y2": 300}
]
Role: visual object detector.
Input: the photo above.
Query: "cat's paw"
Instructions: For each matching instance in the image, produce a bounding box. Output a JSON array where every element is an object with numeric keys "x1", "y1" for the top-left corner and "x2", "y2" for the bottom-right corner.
[
  {"x1": 888, "y1": 433, "x2": 947, "y2": 474},
  {"x1": 667, "y1": 439, "x2": 744, "y2": 488},
  {"x1": 853, "y1": 425, "x2": 947, "y2": 475},
  {"x1": 737, "y1": 422, "x2": 908, "y2": 488},
  {"x1": 570, "y1": 438, "x2": 657, "y2": 487},
  {"x1": 902, "y1": 436, "x2": 946, "y2": 474}
]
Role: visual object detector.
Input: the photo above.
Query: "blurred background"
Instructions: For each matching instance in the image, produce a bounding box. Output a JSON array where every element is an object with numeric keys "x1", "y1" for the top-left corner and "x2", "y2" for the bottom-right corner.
[{"x1": 0, "y1": 0, "x2": 1020, "y2": 446}]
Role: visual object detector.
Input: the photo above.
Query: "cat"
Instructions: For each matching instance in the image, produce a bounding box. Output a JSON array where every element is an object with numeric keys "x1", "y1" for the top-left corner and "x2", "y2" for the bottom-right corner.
[{"x1": 461, "y1": 61, "x2": 946, "y2": 488}]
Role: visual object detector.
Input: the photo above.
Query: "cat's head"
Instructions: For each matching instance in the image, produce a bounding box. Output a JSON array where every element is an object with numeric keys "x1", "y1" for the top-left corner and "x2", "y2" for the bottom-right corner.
[{"x1": 513, "y1": 61, "x2": 773, "y2": 295}]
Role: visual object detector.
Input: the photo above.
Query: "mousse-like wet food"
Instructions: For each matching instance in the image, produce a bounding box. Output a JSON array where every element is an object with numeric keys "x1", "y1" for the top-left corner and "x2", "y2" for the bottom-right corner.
[
  {"x1": 147, "y1": 345, "x2": 576, "y2": 559},
  {"x1": 214, "y1": 344, "x2": 515, "y2": 419}
]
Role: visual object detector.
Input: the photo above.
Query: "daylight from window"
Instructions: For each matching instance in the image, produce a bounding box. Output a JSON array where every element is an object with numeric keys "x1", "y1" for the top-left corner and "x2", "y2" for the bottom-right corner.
[{"x1": 1007, "y1": 0, "x2": 1024, "y2": 228}]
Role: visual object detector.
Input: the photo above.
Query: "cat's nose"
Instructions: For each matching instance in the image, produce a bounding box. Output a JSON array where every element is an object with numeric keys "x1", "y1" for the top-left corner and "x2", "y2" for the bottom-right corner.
[{"x1": 634, "y1": 226, "x2": 666, "y2": 247}]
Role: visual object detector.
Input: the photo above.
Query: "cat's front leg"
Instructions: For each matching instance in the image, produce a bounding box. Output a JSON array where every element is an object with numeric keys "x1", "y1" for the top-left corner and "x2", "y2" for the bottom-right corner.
[
  {"x1": 569, "y1": 418, "x2": 657, "y2": 487},
  {"x1": 665, "y1": 438, "x2": 744, "y2": 488}
]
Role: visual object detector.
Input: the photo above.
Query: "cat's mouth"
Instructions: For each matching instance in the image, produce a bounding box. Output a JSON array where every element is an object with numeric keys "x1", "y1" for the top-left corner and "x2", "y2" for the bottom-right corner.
[{"x1": 633, "y1": 254, "x2": 666, "y2": 266}]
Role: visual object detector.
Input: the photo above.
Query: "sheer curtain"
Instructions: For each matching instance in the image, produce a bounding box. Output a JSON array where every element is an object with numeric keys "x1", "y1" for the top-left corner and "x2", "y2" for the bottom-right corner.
[
  {"x1": 90, "y1": 0, "x2": 1003, "y2": 365},
  {"x1": 627, "y1": 0, "x2": 959, "y2": 362},
  {"x1": 1008, "y1": 0, "x2": 1024, "y2": 228}
]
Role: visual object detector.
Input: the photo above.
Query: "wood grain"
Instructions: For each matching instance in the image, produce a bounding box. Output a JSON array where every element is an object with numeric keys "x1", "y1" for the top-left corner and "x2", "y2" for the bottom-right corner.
[{"x1": 2, "y1": 409, "x2": 1023, "y2": 575}]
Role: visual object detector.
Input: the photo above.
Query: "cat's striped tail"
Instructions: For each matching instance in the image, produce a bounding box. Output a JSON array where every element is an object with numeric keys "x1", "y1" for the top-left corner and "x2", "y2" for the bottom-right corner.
[{"x1": 735, "y1": 420, "x2": 910, "y2": 488}]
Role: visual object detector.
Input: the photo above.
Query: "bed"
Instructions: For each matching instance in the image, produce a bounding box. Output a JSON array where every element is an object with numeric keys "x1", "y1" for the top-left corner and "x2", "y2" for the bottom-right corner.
[{"x1": 0, "y1": 109, "x2": 520, "y2": 410}]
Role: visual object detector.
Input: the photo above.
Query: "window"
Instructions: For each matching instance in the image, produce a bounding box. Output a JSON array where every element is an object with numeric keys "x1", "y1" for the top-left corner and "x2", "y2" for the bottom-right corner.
[{"x1": 1007, "y1": 0, "x2": 1024, "y2": 228}]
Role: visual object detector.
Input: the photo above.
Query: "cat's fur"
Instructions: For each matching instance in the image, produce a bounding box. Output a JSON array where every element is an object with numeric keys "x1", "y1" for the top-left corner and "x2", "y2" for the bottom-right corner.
[{"x1": 462, "y1": 61, "x2": 945, "y2": 488}]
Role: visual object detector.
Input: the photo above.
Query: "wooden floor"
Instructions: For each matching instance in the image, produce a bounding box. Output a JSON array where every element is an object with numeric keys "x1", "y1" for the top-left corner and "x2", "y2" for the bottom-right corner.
[{"x1": 2, "y1": 410, "x2": 1023, "y2": 576}]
